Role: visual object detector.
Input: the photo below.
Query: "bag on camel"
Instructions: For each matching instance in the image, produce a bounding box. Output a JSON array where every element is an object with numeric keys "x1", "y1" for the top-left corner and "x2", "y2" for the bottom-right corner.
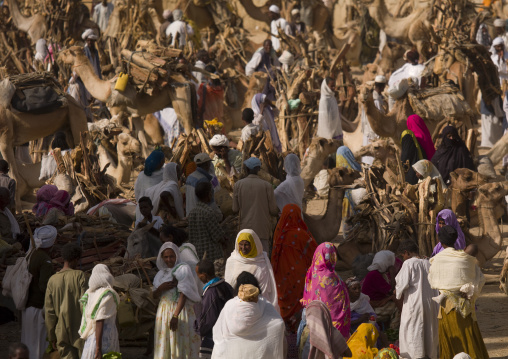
[{"x1": 1, "y1": 250, "x2": 34, "y2": 310}]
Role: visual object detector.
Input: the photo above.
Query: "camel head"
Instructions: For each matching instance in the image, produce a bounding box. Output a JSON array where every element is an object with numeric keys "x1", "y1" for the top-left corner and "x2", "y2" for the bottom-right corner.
[
  {"x1": 354, "y1": 139, "x2": 398, "y2": 162},
  {"x1": 328, "y1": 167, "x2": 361, "y2": 187},
  {"x1": 117, "y1": 132, "x2": 141, "y2": 157},
  {"x1": 449, "y1": 168, "x2": 487, "y2": 192},
  {"x1": 478, "y1": 181, "x2": 508, "y2": 204},
  {"x1": 358, "y1": 82, "x2": 375, "y2": 104},
  {"x1": 362, "y1": 63, "x2": 382, "y2": 83},
  {"x1": 57, "y1": 46, "x2": 84, "y2": 65}
]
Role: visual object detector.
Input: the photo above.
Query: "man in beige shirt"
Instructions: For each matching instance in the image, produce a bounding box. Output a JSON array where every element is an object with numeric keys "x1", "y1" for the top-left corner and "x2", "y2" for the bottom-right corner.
[{"x1": 232, "y1": 157, "x2": 278, "y2": 252}]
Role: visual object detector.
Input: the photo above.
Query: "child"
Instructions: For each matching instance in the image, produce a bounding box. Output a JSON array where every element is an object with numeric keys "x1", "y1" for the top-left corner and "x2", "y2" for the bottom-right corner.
[
  {"x1": 346, "y1": 277, "x2": 376, "y2": 333},
  {"x1": 153, "y1": 242, "x2": 201, "y2": 359},
  {"x1": 240, "y1": 108, "x2": 259, "y2": 143},
  {"x1": 195, "y1": 259, "x2": 234, "y2": 358},
  {"x1": 136, "y1": 196, "x2": 164, "y2": 232}
]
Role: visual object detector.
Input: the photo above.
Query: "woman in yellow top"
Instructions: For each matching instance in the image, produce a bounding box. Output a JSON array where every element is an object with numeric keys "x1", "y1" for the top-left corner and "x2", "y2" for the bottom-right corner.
[{"x1": 224, "y1": 229, "x2": 279, "y2": 310}]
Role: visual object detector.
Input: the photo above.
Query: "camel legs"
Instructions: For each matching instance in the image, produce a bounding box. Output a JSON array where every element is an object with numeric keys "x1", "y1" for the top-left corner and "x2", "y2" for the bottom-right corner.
[{"x1": 67, "y1": 97, "x2": 89, "y2": 146}]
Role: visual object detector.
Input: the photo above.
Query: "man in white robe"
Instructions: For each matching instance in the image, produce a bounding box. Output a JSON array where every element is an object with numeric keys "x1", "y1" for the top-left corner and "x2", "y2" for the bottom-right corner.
[
  {"x1": 192, "y1": 49, "x2": 209, "y2": 91},
  {"x1": 93, "y1": 0, "x2": 114, "y2": 33},
  {"x1": 268, "y1": 5, "x2": 291, "y2": 52},
  {"x1": 245, "y1": 40, "x2": 281, "y2": 76},
  {"x1": 166, "y1": 9, "x2": 194, "y2": 48},
  {"x1": 387, "y1": 50, "x2": 425, "y2": 110},
  {"x1": 361, "y1": 75, "x2": 386, "y2": 165},
  {"x1": 317, "y1": 78, "x2": 343, "y2": 140},
  {"x1": 395, "y1": 240, "x2": 439, "y2": 359},
  {"x1": 494, "y1": 18, "x2": 508, "y2": 49}
]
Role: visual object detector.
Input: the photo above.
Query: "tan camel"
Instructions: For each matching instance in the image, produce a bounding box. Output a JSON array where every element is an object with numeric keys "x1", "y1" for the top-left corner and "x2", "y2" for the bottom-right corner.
[
  {"x1": 5, "y1": 0, "x2": 46, "y2": 44},
  {"x1": 358, "y1": 83, "x2": 474, "y2": 146},
  {"x1": 98, "y1": 132, "x2": 141, "y2": 185},
  {"x1": 0, "y1": 96, "x2": 88, "y2": 212},
  {"x1": 373, "y1": 41, "x2": 408, "y2": 76},
  {"x1": 58, "y1": 47, "x2": 195, "y2": 134},
  {"x1": 301, "y1": 137, "x2": 342, "y2": 188},
  {"x1": 304, "y1": 167, "x2": 361, "y2": 243},
  {"x1": 365, "y1": 0, "x2": 433, "y2": 58}
]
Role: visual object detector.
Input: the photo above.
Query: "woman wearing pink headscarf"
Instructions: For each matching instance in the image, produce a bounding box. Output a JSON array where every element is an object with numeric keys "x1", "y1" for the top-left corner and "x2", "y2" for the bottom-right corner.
[
  {"x1": 300, "y1": 242, "x2": 351, "y2": 338},
  {"x1": 32, "y1": 185, "x2": 58, "y2": 217},
  {"x1": 45, "y1": 190, "x2": 75, "y2": 216},
  {"x1": 406, "y1": 114, "x2": 435, "y2": 160}
]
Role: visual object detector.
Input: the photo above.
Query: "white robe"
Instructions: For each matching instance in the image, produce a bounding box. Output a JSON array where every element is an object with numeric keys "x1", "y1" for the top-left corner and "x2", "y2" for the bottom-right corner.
[
  {"x1": 241, "y1": 123, "x2": 260, "y2": 142},
  {"x1": 134, "y1": 168, "x2": 164, "y2": 201},
  {"x1": 361, "y1": 90, "x2": 385, "y2": 165},
  {"x1": 93, "y1": 2, "x2": 114, "y2": 32},
  {"x1": 22, "y1": 307, "x2": 48, "y2": 359},
  {"x1": 166, "y1": 20, "x2": 194, "y2": 47},
  {"x1": 395, "y1": 258, "x2": 439, "y2": 359},
  {"x1": 317, "y1": 80, "x2": 342, "y2": 139},
  {"x1": 270, "y1": 18, "x2": 290, "y2": 51}
]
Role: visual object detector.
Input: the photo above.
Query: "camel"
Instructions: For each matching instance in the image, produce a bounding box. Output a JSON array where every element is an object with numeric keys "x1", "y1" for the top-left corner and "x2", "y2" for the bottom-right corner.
[
  {"x1": 373, "y1": 41, "x2": 408, "y2": 77},
  {"x1": 0, "y1": 85, "x2": 88, "y2": 212},
  {"x1": 301, "y1": 137, "x2": 342, "y2": 188},
  {"x1": 304, "y1": 167, "x2": 361, "y2": 243},
  {"x1": 58, "y1": 47, "x2": 195, "y2": 134},
  {"x1": 364, "y1": 0, "x2": 433, "y2": 58},
  {"x1": 354, "y1": 138, "x2": 401, "y2": 185},
  {"x1": 486, "y1": 131, "x2": 508, "y2": 166},
  {"x1": 358, "y1": 82, "x2": 474, "y2": 146},
  {"x1": 97, "y1": 132, "x2": 141, "y2": 186},
  {"x1": 5, "y1": 0, "x2": 46, "y2": 44}
]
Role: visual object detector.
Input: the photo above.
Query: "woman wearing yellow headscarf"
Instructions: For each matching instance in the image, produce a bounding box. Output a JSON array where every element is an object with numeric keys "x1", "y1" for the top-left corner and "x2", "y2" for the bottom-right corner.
[
  {"x1": 224, "y1": 229, "x2": 279, "y2": 310},
  {"x1": 344, "y1": 323, "x2": 379, "y2": 359}
]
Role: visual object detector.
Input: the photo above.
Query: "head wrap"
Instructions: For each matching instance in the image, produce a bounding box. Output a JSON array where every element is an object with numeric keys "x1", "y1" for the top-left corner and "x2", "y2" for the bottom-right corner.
[
  {"x1": 144, "y1": 150, "x2": 165, "y2": 176},
  {"x1": 156, "y1": 242, "x2": 181, "y2": 271},
  {"x1": 82, "y1": 29, "x2": 98, "y2": 40},
  {"x1": 412, "y1": 159, "x2": 446, "y2": 188},
  {"x1": 367, "y1": 250, "x2": 395, "y2": 273},
  {"x1": 283, "y1": 153, "x2": 301, "y2": 176},
  {"x1": 476, "y1": 23, "x2": 492, "y2": 47},
  {"x1": 291, "y1": 8, "x2": 300, "y2": 16},
  {"x1": 237, "y1": 232, "x2": 258, "y2": 258},
  {"x1": 35, "y1": 39, "x2": 48, "y2": 59},
  {"x1": 374, "y1": 75, "x2": 387, "y2": 84},
  {"x1": 453, "y1": 354, "x2": 472, "y2": 359},
  {"x1": 33, "y1": 184, "x2": 58, "y2": 217},
  {"x1": 46, "y1": 190, "x2": 74, "y2": 216},
  {"x1": 209, "y1": 134, "x2": 229, "y2": 147},
  {"x1": 494, "y1": 18, "x2": 505, "y2": 27},
  {"x1": 162, "y1": 9, "x2": 172, "y2": 19},
  {"x1": 375, "y1": 348, "x2": 399, "y2": 359},
  {"x1": 244, "y1": 157, "x2": 261, "y2": 170},
  {"x1": 238, "y1": 284, "x2": 260, "y2": 302},
  {"x1": 301, "y1": 242, "x2": 351, "y2": 337},
  {"x1": 493, "y1": 36, "x2": 504, "y2": 46},
  {"x1": 406, "y1": 114, "x2": 436, "y2": 160},
  {"x1": 345, "y1": 276, "x2": 361, "y2": 288},
  {"x1": 269, "y1": 5, "x2": 280, "y2": 14},
  {"x1": 88, "y1": 264, "x2": 114, "y2": 291},
  {"x1": 172, "y1": 8, "x2": 183, "y2": 21},
  {"x1": 33, "y1": 225, "x2": 57, "y2": 249}
]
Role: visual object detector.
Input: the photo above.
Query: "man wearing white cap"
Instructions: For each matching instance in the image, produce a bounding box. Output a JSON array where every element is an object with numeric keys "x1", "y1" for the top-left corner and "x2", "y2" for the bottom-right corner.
[
  {"x1": 82, "y1": 29, "x2": 101, "y2": 79},
  {"x1": 289, "y1": 8, "x2": 306, "y2": 35},
  {"x1": 232, "y1": 157, "x2": 278, "y2": 251},
  {"x1": 186, "y1": 153, "x2": 222, "y2": 216},
  {"x1": 22, "y1": 225, "x2": 57, "y2": 359},
  {"x1": 209, "y1": 134, "x2": 242, "y2": 177},
  {"x1": 269, "y1": 5, "x2": 291, "y2": 52},
  {"x1": 93, "y1": 0, "x2": 114, "y2": 33},
  {"x1": 166, "y1": 8, "x2": 194, "y2": 48},
  {"x1": 361, "y1": 75, "x2": 387, "y2": 165},
  {"x1": 494, "y1": 18, "x2": 508, "y2": 49}
]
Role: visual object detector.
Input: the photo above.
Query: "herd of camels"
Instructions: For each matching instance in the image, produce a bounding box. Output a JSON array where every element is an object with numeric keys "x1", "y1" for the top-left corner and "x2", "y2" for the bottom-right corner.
[{"x1": 2, "y1": 0, "x2": 508, "y2": 268}]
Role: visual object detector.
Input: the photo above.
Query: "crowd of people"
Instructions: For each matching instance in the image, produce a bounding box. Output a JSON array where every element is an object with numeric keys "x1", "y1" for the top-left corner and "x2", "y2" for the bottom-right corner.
[{"x1": 2, "y1": 2, "x2": 508, "y2": 359}]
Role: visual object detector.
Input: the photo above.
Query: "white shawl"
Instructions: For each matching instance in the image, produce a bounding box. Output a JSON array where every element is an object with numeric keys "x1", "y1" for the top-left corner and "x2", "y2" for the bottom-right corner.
[
  {"x1": 134, "y1": 168, "x2": 164, "y2": 201},
  {"x1": 274, "y1": 154, "x2": 304, "y2": 211},
  {"x1": 317, "y1": 79, "x2": 342, "y2": 139},
  {"x1": 136, "y1": 163, "x2": 184, "y2": 222},
  {"x1": 212, "y1": 296, "x2": 285, "y2": 359},
  {"x1": 251, "y1": 93, "x2": 282, "y2": 152},
  {"x1": 367, "y1": 250, "x2": 395, "y2": 273},
  {"x1": 153, "y1": 242, "x2": 201, "y2": 303},
  {"x1": 224, "y1": 229, "x2": 279, "y2": 310},
  {"x1": 350, "y1": 293, "x2": 375, "y2": 315}
]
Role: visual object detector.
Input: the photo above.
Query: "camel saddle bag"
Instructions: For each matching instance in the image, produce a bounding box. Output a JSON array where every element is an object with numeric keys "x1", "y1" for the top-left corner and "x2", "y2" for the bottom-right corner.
[{"x1": 11, "y1": 86, "x2": 64, "y2": 113}]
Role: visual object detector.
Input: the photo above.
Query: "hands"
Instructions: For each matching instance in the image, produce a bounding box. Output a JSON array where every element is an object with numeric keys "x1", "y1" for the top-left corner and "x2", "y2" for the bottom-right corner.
[
  {"x1": 159, "y1": 279, "x2": 178, "y2": 292},
  {"x1": 94, "y1": 347, "x2": 102, "y2": 359},
  {"x1": 170, "y1": 317, "x2": 179, "y2": 331}
]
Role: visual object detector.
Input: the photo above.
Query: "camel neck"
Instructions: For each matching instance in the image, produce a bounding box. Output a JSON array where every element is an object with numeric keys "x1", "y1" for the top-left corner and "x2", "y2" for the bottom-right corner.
[{"x1": 73, "y1": 54, "x2": 111, "y2": 102}]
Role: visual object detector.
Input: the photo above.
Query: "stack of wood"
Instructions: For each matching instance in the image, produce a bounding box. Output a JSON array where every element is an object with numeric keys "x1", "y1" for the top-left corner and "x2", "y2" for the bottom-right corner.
[
  {"x1": 120, "y1": 41, "x2": 182, "y2": 94},
  {"x1": 241, "y1": 130, "x2": 284, "y2": 184},
  {"x1": 170, "y1": 128, "x2": 213, "y2": 171}
]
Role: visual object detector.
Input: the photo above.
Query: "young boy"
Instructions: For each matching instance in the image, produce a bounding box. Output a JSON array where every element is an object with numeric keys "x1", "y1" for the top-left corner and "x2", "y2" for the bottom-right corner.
[
  {"x1": 240, "y1": 108, "x2": 259, "y2": 143},
  {"x1": 135, "y1": 196, "x2": 164, "y2": 232},
  {"x1": 195, "y1": 259, "x2": 234, "y2": 358}
]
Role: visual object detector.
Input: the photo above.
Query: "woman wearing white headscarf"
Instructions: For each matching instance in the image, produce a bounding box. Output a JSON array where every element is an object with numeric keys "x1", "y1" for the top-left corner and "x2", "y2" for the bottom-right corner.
[
  {"x1": 317, "y1": 78, "x2": 343, "y2": 140},
  {"x1": 79, "y1": 264, "x2": 120, "y2": 359},
  {"x1": 412, "y1": 159, "x2": 447, "y2": 189},
  {"x1": 153, "y1": 242, "x2": 201, "y2": 359},
  {"x1": 211, "y1": 284, "x2": 285, "y2": 359},
  {"x1": 251, "y1": 93, "x2": 282, "y2": 152},
  {"x1": 136, "y1": 163, "x2": 184, "y2": 222},
  {"x1": 274, "y1": 154, "x2": 304, "y2": 212},
  {"x1": 224, "y1": 229, "x2": 278, "y2": 310},
  {"x1": 33, "y1": 39, "x2": 49, "y2": 71}
]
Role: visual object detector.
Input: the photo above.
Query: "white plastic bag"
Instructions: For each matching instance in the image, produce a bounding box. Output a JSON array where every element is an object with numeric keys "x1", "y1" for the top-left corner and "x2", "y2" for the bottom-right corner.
[{"x1": 2, "y1": 252, "x2": 33, "y2": 310}]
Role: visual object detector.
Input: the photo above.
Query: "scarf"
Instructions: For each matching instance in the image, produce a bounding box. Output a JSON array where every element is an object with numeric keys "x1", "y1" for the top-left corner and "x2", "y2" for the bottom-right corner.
[
  {"x1": 1, "y1": 208, "x2": 20, "y2": 238},
  {"x1": 45, "y1": 190, "x2": 74, "y2": 216},
  {"x1": 203, "y1": 277, "x2": 221, "y2": 292},
  {"x1": 251, "y1": 93, "x2": 282, "y2": 152},
  {"x1": 144, "y1": 150, "x2": 165, "y2": 176},
  {"x1": 368, "y1": 250, "x2": 395, "y2": 273},
  {"x1": 401, "y1": 130, "x2": 425, "y2": 185},
  {"x1": 431, "y1": 125, "x2": 476, "y2": 185},
  {"x1": 476, "y1": 24, "x2": 492, "y2": 47},
  {"x1": 406, "y1": 114, "x2": 435, "y2": 160},
  {"x1": 274, "y1": 154, "x2": 304, "y2": 211},
  {"x1": 301, "y1": 242, "x2": 351, "y2": 337},
  {"x1": 412, "y1": 159, "x2": 447, "y2": 189},
  {"x1": 32, "y1": 184, "x2": 59, "y2": 217},
  {"x1": 317, "y1": 79, "x2": 343, "y2": 140}
]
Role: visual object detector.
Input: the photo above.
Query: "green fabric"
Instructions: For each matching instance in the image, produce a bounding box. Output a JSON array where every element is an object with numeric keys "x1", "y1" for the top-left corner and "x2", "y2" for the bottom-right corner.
[
  {"x1": 45, "y1": 269, "x2": 87, "y2": 359},
  {"x1": 79, "y1": 290, "x2": 119, "y2": 335},
  {"x1": 401, "y1": 130, "x2": 424, "y2": 160}
]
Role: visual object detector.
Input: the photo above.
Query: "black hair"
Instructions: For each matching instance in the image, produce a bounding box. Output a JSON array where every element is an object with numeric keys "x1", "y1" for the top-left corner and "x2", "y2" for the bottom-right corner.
[
  {"x1": 138, "y1": 196, "x2": 153, "y2": 206},
  {"x1": 195, "y1": 181, "x2": 212, "y2": 202},
  {"x1": 235, "y1": 271, "x2": 261, "y2": 295},
  {"x1": 438, "y1": 225, "x2": 458, "y2": 247},
  {"x1": 0, "y1": 159, "x2": 9, "y2": 173},
  {"x1": 196, "y1": 259, "x2": 216, "y2": 278},
  {"x1": 197, "y1": 49, "x2": 208, "y2": 61},
  {"x1": 61, "y1": 243, "x2": 82, "y2": 262},
  {"x1": 324, "y1": 155, "x2": 335, "y2": 169},
  {"x1": 9, "y1": 343, "x2": 29, "y2": 358},
  {"x1": 242, "y1": 108, "x2": 254, "y2": 124},
  {"x1": 0, "y1": 186, "x2": 9, "y2": 199},
  {"x1": 205, "y1": 65, "x2": 221, "y2": 87},
  {"x1": 160, "y1": 224, "x2": 188, "y2": 247},
  {"x1": 51, "y1": 131, "x2": 70, "y2": 150},
  {"x1": 397, "y1": 240, "x2": 419, "y2": 255},
  {"x1": 325, "y1": 77, "x2": 335, "y2": 86}
]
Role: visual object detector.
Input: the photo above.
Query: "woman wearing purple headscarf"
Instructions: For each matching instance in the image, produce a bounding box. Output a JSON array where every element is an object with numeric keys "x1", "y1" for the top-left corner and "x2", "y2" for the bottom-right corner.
[
  {"x1": 431, "y1": 209, "x2": 466, "y2": 256},
  {"x1": 32, "y1": 185, "x2": 59, "y2": 217},
  {"x1": 251, "y1": 93, "x2": 281, "y2": 152}
]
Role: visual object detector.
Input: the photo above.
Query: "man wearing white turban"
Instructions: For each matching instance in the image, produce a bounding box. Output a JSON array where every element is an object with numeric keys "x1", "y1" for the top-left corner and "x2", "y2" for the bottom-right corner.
[
  {"x1": 22, "y1": 225, "x2": 57, "y2": 359},
  {"x1": 166, "y1": 8, "x2": 194, "y2": 48},
  {"x1": 268, "y1": 5, "x2": 291, "y2": 52},
  {"x1": 209, "y1": 134, "x2": 242, "y2": 177}
]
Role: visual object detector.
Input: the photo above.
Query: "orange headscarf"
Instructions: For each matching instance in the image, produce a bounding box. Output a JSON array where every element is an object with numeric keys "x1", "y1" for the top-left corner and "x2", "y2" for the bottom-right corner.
[{"x1": 271, "y1": 204, "x2": 318, "y2": 324}]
